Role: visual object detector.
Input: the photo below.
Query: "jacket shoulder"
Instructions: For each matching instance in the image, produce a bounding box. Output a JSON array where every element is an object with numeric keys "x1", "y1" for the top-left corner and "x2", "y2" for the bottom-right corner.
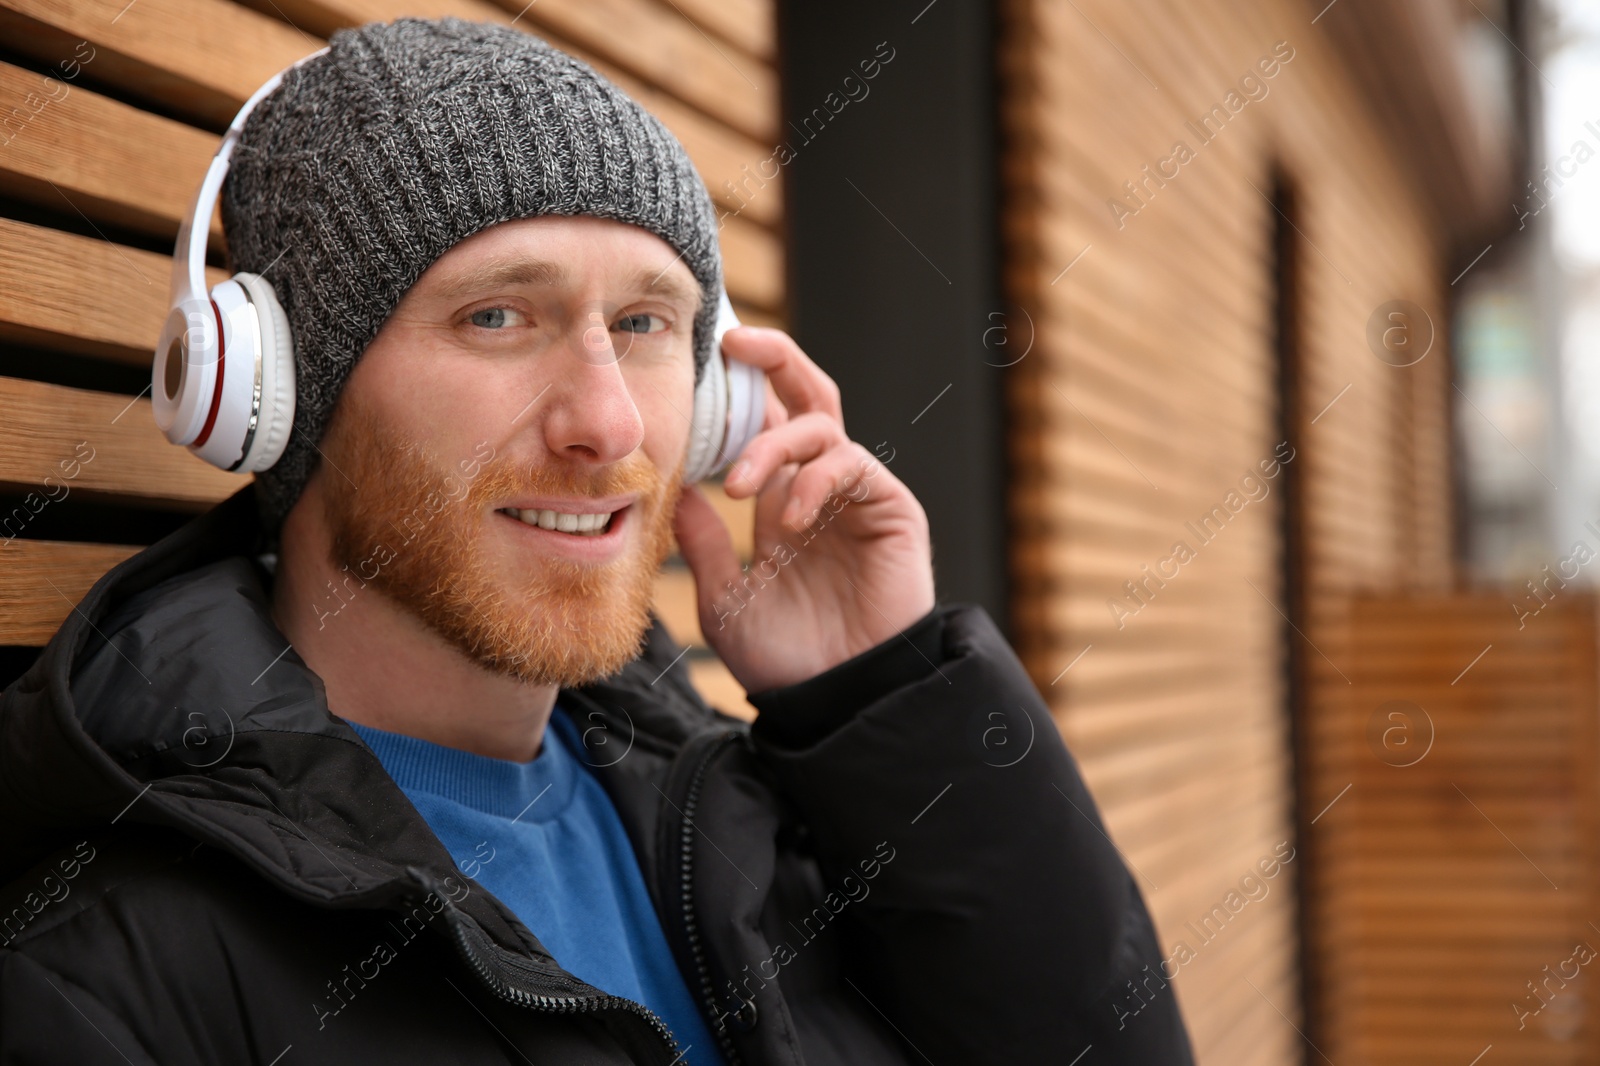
[{"x1": 0, "y1": 828, "x2": 202, "y2": 952}]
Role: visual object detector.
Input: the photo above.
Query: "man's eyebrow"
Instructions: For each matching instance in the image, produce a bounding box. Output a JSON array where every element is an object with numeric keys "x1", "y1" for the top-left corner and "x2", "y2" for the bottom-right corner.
[
  {"x1": 427, "y1": 255, "x2": 701, "y2": 311},
  {"x1": 626, "y1": 265, "x2": 701, "y2": 313},
  {"x1": 430, "y1": 258, "x2": 569, "y2": 299}
]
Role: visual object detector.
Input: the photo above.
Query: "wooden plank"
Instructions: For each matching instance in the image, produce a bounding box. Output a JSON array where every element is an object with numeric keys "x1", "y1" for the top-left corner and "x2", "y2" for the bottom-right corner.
[
  {"x1": 694, "y1": 481, "x2": 756, "y2": 560},
  {"x1": 0, "y1": 214, "x2": 154, "y2": 359},
  {"x1": 719, "y1": 214, "x2": 784, "y2": 312},
  {"x1": 0, "y1": 0, "x2": 311, "y2": 128},
  {"x1": 497, "y1": 0, "x2": 777, "y2": 142},
  {"x1": 1306, "y1": 592, "x2": 1600, "y2": 1061},
  {"x1": 0, "y1": 0, "x2": 784, "y2": 228},
  {"x1": 728, "y1": 302, "x2": 783, "y2": 330},
  {"x1": 654, "y1": 0, "x2": 773, "y2": 62},
  {"x1": 0, "y1": 60, "x2": 221, "y2": 244},
  {"x1": 0, "y1": 375, "x2": 250, "y2": 507},
  {"x1": 0, "y1": 539, "x2": 140, "y2": 643},
  {"x1": 0, "y1": 217, "x2": 227, "y2": 366}
]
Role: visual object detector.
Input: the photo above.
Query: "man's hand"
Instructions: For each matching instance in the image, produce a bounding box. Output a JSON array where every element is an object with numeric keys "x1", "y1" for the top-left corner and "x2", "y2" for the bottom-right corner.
[{"x1": 671, "y1": 327, "x2": 936, "y2": 694}]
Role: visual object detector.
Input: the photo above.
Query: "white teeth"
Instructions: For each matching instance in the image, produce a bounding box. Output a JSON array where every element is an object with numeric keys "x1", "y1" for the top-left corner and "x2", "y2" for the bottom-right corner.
[{"x1": 500, "y1": 507, "x2": 614, "y2": 536}]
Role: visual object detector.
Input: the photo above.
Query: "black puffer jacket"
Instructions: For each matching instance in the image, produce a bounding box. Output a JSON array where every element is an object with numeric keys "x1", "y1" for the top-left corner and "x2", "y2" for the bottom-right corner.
[{"x1": 0, "y1": 486, "x2": 1194, "y2": 1064}]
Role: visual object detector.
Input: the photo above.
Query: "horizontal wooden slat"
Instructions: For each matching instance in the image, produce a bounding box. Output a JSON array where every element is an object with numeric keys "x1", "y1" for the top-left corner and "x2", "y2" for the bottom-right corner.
[
  {"x1": 1308, "y1": 592, "x2": 1600, "y2": 1062},
  {"x1": 500, "y1": 0, "x2": 776, "y2": 142},
  {"x1": 0, "y1": 61, "x2": 222, "y2": 245},
  {"x1": 0, "y1": 539, "x2": 140, "y2": 643},
  {"x1": 0, "y1": 0, "x2": 310, "y2": 128},
  {"x1": 0, "y1": 375, "x2": 250, "y2": 506},
  {"x1": 658, "y1": 0, "x2": 773, "y2": 62},
  {"x1": 728, "y1": 302, "x2": 782, "y2": 330},
  {"x1": 674, "y1": 484, "x2": 757, "y2": 561},
  {"x1": 718, "y1": 214, "x2": 784, "y2": 312},
  {"x1": 1, "y1": 0, "x2": 783, "y2": 229},
  {"x1": 0, "y1": 217, "x2": 227, "y2": 365}
]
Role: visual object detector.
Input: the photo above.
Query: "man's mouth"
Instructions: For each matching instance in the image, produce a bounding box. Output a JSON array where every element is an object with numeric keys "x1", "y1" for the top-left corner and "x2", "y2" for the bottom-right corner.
[{"x1": 496, "y1": 506, "x2": 622, "y2": 537}]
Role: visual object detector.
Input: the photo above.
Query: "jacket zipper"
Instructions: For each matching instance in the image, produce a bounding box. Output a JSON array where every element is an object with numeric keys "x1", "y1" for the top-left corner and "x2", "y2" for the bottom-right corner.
[
  {"x1": 676, "y1": 730, "x2": 748, "y2": 1066},
  {"x1": 425, "y1": 872, "x2": 688, "y2": 1065}
]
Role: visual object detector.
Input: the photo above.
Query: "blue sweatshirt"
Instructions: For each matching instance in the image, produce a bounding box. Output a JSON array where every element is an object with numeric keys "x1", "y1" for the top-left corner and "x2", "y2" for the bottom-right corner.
[{"x1": 347, "y1": 706, "x2": 727, "y2": 1066}]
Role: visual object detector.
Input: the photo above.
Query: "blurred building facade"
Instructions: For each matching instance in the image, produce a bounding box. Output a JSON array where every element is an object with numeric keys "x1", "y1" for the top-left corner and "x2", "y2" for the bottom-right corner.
[{"x1": 995, "y1": 0, "x2": 1534, "y2": 1062}]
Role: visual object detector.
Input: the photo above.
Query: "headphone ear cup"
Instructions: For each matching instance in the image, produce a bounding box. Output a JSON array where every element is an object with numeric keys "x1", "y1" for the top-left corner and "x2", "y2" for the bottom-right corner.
[
  {"x1": 685, "y1": 345, "x2": 729, "y2": 484},
  {"x1": 722, "y1": 357, "x2": 765, "y2": 470},
  {"x1": 233, "y1": 271, "x2": 295, "y2": 473}
]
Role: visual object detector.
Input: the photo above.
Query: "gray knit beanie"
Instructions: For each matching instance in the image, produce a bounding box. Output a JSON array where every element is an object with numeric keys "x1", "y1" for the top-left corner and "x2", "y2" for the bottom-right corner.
[{"x1": 220, "y1": 16, "x2": 723, "y2": 549}]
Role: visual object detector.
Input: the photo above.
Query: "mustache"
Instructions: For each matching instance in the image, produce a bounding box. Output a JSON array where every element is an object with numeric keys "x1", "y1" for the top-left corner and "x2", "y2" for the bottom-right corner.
[{"x1": 464, "y1": 452, "x2": 674, "y2": 508}]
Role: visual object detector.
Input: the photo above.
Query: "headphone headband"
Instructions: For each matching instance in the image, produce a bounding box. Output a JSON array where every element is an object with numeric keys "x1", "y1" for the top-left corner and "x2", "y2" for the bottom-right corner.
[
  {"x1": 155, "y1": 41, "x2": 763, "y2": 484},
  {"x1": 168, "y1": 47, "x2": 331, "y2": 308},
  {"x1": 154, "y1": 47, "x2": 328, "y2": 451}
]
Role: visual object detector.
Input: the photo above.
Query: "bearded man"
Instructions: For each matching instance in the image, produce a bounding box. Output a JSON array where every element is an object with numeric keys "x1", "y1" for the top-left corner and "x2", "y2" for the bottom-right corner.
[{"x1": 0, "y1": 17, "x2": 1193, "y2": 1066}]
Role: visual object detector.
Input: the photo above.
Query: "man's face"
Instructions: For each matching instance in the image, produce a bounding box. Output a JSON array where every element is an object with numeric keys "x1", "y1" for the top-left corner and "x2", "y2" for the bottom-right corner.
[{"x1": 309, "y1": 215, "x2": 700, "y2": 686}]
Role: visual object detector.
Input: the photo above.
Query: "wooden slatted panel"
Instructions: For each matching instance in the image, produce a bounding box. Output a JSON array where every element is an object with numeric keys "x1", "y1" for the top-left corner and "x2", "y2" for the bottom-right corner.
[
  {"x1": 0, "y1": 0, "x2": 784, "y2": 302},
  {"x1": 0, "y1": 61, "x2": 221, "y2": 243},
  {"x1": 0, "y1": 218, "x2": 228, "y2": 364},
  {"x1": 999, "y1": 0, "x2": 1456, "y2": 1060},
  {"x1": 0, "y1": 0, "x2": 780, "y2": 717},
  {"x1": 1317, "y1": 592, "x2": 1600, "y2": 1063},
  {"x1": 0, "y1": 375, "x2": 248, "y2": 505},
  {"x1": 0, "y1": 541, "x2": 143, "y2": 644}
]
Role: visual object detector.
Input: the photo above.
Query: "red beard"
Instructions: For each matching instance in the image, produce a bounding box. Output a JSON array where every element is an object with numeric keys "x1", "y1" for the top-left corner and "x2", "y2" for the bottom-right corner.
[{"x1": 318, "y1": 390, "x2": 681, "y2": 687}]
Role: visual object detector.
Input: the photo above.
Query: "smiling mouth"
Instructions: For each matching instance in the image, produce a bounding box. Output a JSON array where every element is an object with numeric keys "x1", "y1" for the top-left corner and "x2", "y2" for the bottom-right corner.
[{"x1": 497, "y1": 506, "x2": 621, "y2": 537}]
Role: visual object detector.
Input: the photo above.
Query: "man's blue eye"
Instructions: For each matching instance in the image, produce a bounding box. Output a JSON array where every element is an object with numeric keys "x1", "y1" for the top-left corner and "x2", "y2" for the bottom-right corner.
[
  {"x1": 615, "y1": 313, "x2": 661, "y2": 334},
  {"x1": 470, "y1": 308, "x2": 509, "y2": 329}
]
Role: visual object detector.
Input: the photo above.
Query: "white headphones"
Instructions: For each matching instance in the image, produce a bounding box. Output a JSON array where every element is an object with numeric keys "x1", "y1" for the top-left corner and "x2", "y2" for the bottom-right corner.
[{"x1": 153, "y1": 46, "x2": 765, "y2": 485}]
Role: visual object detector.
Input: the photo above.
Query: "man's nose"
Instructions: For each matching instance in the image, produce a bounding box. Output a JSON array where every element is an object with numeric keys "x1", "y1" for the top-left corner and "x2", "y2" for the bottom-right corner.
[{"x1": 541, "y1": 315, "x2": 645, "y2": 464}]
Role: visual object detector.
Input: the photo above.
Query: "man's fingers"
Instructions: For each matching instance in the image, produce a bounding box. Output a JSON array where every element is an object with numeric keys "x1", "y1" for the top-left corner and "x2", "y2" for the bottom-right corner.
[
  {"x1": 722, "y1": 411, "x2": 846, "y2": 499},
  {"x1": 780, "y1": 442, "x2": 881, "y2": 532},
  {"x1": 721, "y1": 328, "x2": 843, "y2": 424}
]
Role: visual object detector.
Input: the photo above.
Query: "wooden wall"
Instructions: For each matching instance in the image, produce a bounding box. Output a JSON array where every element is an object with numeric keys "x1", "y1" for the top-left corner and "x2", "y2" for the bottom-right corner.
[
  {"x1": 999, "y1": 0, "x2": 1455, "y2": 1061},
  {"x1": 0, "y1": 0, "x2": 778, "y2": 712},
  {"x1": 1325, "y1": 592, "x2": 1600, "y2": 1063}
]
